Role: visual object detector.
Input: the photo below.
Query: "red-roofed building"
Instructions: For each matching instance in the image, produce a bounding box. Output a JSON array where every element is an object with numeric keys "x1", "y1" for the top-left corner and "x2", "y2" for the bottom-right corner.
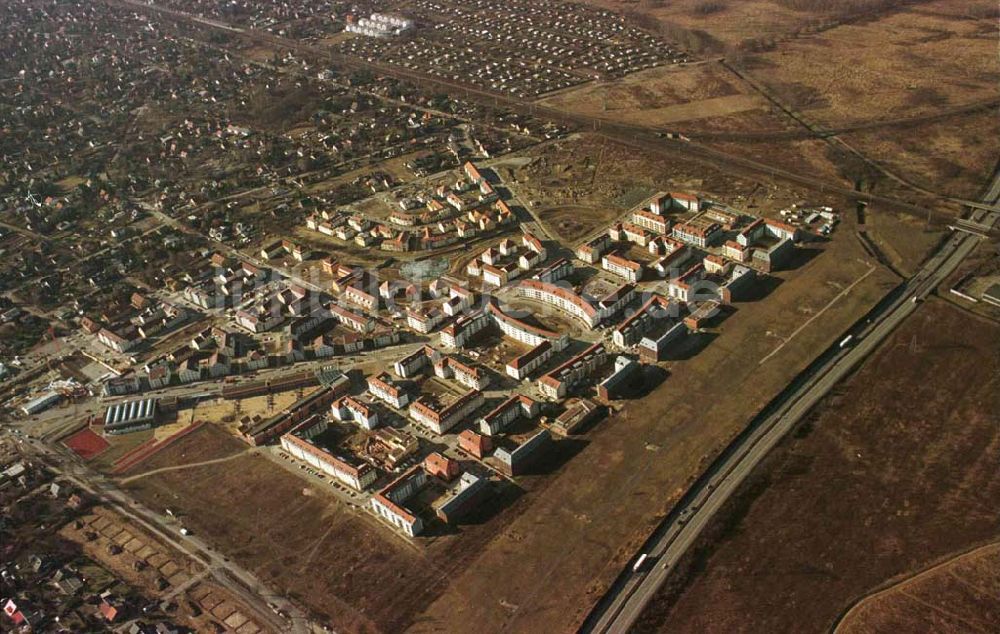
[
  {"x1": 424, "y1": 452, "x2": 460, "y2": 481},
  {"x1": 458, "y1": 430, "x2": 493, "y2": 459}
]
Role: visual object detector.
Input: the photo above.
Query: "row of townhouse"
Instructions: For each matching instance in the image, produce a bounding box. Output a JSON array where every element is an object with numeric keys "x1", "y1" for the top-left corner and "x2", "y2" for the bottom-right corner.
[
  {"x1": 493, "y1": 429, "x2": 551, "y2": 476},
  {"x1": 408, "y1": 389, "x2": 485, "y2": 435},
  {"x1": 280, "y1": 415, "x2": 378, "y2": 490},
  {"x1": 260, "y1": 238, "x2": 311, "y2": 262},
  {"x1": 609, "y1": 222, "x2": 652, "y2": 247},
  {"x1": 630, "y1": 209, "x2": 671, "y2": 234},
  {"x1": 487, "y1": 299, "x2": 568, "y2": 349},
  {"x1": 537, "y1": 342, "x2": 609, "y2": 400},
  {"x1": 343, "y1": 284, "x2": 378, "y2": 312},
  {"x1": 506, "y1": 340, "x2": 555, "y2": 380},
  {"x1": 393, "y1": 345, "x2": 440, "y2": 379},
  {"x1": 407, "y1": 284, "x2": 474, "y2": 333},
  {"x1": 594, "y1": 282, "x2": 638, "y2": 324},
  {"x1": 576, "y1": 234, "x2": 612, "y2": 264},
  {"x1": 468, "y1": 232, "x2": 549, "y2": 287},
  {"x1": 513, "y1": 279, "x2": 601, "y2": 329},
  {"x1": 312, "y1": 328, "x2": 399, "y2": 357},
  {"x1": 242, "y1": 382, "x2": 349, "y2": 446},
  {"x1": 667, "y1": 263, "x2": 706, "y2": 303},
  {"x1": 97, "y1": 326, "x2": 140, "y2": 353},
  {"x1": 329, "y1": 302, "x2": 375, "y2": 333},
  {"x1": 668, "y1": 259, "x2": 757, "y2": 305},
  {"x1": 672, "y1": 220, "x2": 723, "y2": 249},
  {"x1": 478, "y1": 394, "x2": 540, "y2": 436},
  {"x1": 407, "y1": 305, "x2": 444, "y2": 334},
  {"x1": 371, "y1": 465, "x2": 427, "y2": 537},
  {"x1": 534, "y1": 257, "x2": 574, "y2": 284},
  {"x1": 638, "y1": 322, "x2": 689, "y2": 362},
  {"x1": 650, "y1": 244, "x2": 694, "y2": 279},
  {"x1": 130, "y1": 301, "x2": 188, "y2": 339}
]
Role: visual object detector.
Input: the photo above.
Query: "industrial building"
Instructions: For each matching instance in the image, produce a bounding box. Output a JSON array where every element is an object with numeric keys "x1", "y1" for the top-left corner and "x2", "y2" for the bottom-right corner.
[
  {"x1": 20, "y1": 391, "x2": 62, "y2": 416},
  {"x1": 103, "y1": 398, "x2": 159, "y2": 435}
]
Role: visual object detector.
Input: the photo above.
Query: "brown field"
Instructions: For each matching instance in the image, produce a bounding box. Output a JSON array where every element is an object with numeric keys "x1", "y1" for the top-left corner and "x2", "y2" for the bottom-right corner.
[
  {"x1": 558, "y1": 2, "x2": 998, "y2": 211},
  {"x1": 743, "y1": 7, "x2": 998, "y2": 126},
  {"x1": 61, "y1": 505, "x2": 273, "y2": 634},
  {"x1": 117, "y1": 422, "x2": 248, "y2": 477},
  {"x1": 635, "y1": 299, "x2": 1000, "y2": 632},
  {"x1": 841, "y1": 109, "x2": 1000, "y2": 200},
  {"x1": 540, "y1": 204, "x2": 626, "y2": 244},
  {"x1": 122, "y1": 444, "x2": 529, "y2": 633},
  {"x1": 506, "y1": 134, "x2": 834, "y2": 225},
  {"x1": 579, "y1": 0, "x2": 810, "y2": 50},
  {"x1": 835, "y1": 542, "x2": 1000, "y2": 633},
  {"x1": 410, "y1": 203, "x2": 900, "y2": 630},
  {"x1": 538, "y1": 63, "x2": 772, "y2": 129}
]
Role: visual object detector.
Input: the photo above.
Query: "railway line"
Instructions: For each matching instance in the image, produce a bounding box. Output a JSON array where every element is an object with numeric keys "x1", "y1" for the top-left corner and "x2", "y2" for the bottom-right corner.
[{"x1": 108, "y1": 0, "x2": 970, "y2": 230}]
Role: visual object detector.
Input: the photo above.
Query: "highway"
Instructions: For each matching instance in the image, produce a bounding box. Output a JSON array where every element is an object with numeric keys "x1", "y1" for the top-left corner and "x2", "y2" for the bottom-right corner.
[{"x1": 582, "y1": 171, "x2": 1000, "y2": 633}]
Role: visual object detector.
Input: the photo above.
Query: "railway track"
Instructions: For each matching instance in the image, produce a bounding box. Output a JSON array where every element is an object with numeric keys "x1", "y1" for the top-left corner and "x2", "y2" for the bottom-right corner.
[{"x1": 107, "y1": 0, "x2": 967, "y2": 229}]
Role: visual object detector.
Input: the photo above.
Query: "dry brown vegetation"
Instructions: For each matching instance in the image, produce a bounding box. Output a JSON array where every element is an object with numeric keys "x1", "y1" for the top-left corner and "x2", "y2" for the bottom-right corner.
[
  {"x1": 123, "y1": 447, "x2": 527, "y2": 633},
  {"x1": 635, "y1": 299, "x2": 1000, "y2": 633},
  {"x1": 835, "y1": 543, "x2": 1000, "y2": 633}
]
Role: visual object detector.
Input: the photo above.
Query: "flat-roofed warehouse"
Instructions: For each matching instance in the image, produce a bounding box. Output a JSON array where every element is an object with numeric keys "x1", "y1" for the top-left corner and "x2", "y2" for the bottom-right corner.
[{"x1": 104, "y1": 397, "x2": 159, "y2": 435}]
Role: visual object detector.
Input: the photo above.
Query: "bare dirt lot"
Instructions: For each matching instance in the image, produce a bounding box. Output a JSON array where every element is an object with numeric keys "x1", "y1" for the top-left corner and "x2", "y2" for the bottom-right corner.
[
  {"x1": 61, "y1": 505, "x2": 272, "y2": 634},
  {"x1": 835, "y1": 542, "x2": 1000, "y2": 633},
  {"x1": 559, "y1": 2, "x2": 998, "y2": 209},
  {"x1": 503, "y1": 134, "x2": 841, "y2": 244},
  {"x1": 634, "y1": 299, "x2": 1000, "y2": 633},
  {"x1": 121, "y1": 444, "x2": 528, "y2": 633},
  {"x1": 117, "y1": 422, "x2": 248, "y2": 477}
]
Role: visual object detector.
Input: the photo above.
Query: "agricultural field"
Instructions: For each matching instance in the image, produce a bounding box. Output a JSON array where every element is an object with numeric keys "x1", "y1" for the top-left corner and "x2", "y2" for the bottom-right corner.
[
  {"x1": 634, "y1": 299, "x2": 1000, "y2": 633},
  {"x1": 743, "y1": 5, "x2": 998, "y2": 126}
]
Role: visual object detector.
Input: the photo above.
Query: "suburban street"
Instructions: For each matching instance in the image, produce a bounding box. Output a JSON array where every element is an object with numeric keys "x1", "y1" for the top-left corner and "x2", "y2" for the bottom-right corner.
[{"x1": 582, "y1": 171, "x2": 1000, "y2": 633}]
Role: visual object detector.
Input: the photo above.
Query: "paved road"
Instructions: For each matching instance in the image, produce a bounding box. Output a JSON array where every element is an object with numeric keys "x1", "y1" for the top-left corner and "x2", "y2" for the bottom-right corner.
[
  {"x1": 582, "y1": 172, "x2": 1000, "y2": 633},
  {"x1": 105, "y1": 0, "x2": 969, "y2": 229},
  {"x1": 12, "y1": 434, "x2": 318, "y2": 633}
]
